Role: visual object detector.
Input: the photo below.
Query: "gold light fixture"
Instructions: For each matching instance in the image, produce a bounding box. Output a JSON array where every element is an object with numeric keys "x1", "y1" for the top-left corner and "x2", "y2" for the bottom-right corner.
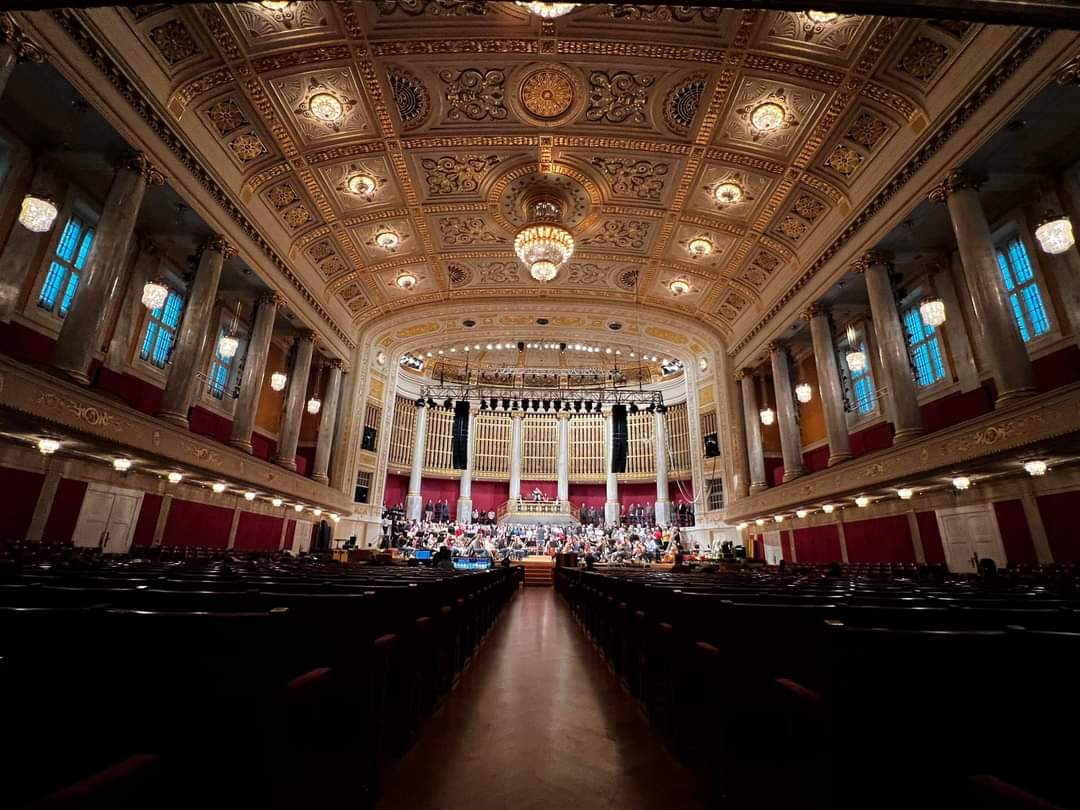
[
  {"x1": 396, "y1": 272, "x2": 418, "y2": 290},
  {"x1": 167, "y1": 472, "x2": 183, "y2": 484},
  {"x1": 759, "y1": 406, "x2": 775, "y2": 426},
  {"x1": 294, "y1": 504, "x2": 304, "y2": 513},
  {"x1": 313, "y1": 508, "x2": 323, "y2": 517},
  {"x1": 774, "y1": 514, "x2": 785, "y2": 523},
  {"x1": 270, "y1": 371, "x2": 287, "y2": 392},
  {"x1": 750, "y1": 102, "x2": 786, "y2": 132},
  {"x1": 855, "y1": 495, "x2": 870, "y2": 508},
  {"x1": 309, "y1": 92, "x2": 344, "y2": 122},
  {"x1": 920, "y1": 297, "x2": 946, "y2": 328},
  {"x1": 795, "y1": 383, "x2": 813, "y2": 404},
  {"x1": 1035, "y1": 213, "x2": 1075, "y2": 255},
  {"x1": 218, "y1": 300, "x2": 242, "y2": 359},
  {"x1": 113, "y1": 458, "x2": 132, "y2": 472},
  {"x1": 669, "y1": 278, "x2": 691, "y2": 297},
  {"x1": 37, "y1": 438, "x2": 60, "y2": 455},
  {"x1": 260, "y1": 0, "x2": 292, "y2": 9},
  {"x1": 796, "y1": 509, "x2": 809, "y2": 519},
  {"x1": 331, "y1": 514, "x2": 341, "y2": 523},
  {"x1": 897, "y1": 487, "x2": 914, "y2": 500},
  {"x1": 374, "y1": 230, "x2": 401, "y2": 251},
  {"x1": 212, "y1": 482, "x2": 226, "y2": 493},
  {"x1": 755, "y1": 518, "x2": 766, "y2": 527},
  {"x1": 514, "y1": 195, "x2": 575, "y2": 283},
  {"x1": 244, "y1": 491, "x2": 257, "y2": 501},
  {"x1": 822, "y1": 504, "x2": 835, "y2": 514},
  {"x1": 806, "y1": 10, "x2": 839, "y2": 23},
  {"x1": 713, "y1": 182, "x2": 744, "y2": 205},
  {"x1": 18, "y1": 193, "x2": 58, "y2": 233},
  {"x1": 736, "y1": 522, "x2": 748, "y2": 530},
  {"x1": 272, "y1": 497, "x2": 283, "y2": 507},
  {"x1": 845, "y1": 324, "x2": 866, "y2": 373},
  {"x1": 1024, "y1": 460, "x2": 1048, "y2": 477},
  {"x1": 141, "y1": 280, "x2": 169, "y2": 311},
  {"x1": 516, "y1": 1, "x2": 580, "y2": 17},
  {"x1": 952, "y1": 476, "x2": 971, "y2": 491},
  {"x1": 346, "y1": 172, "x2": 378, "y2": 199},
  {"x1": 688, "y1": 237, "x2": 714, "y2": 257}
]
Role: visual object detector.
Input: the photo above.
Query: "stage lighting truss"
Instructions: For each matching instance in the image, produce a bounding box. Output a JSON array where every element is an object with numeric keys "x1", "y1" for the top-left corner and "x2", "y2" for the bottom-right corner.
[{"x1": 418, "y1": 383, "x2": 664, "y2": 411}]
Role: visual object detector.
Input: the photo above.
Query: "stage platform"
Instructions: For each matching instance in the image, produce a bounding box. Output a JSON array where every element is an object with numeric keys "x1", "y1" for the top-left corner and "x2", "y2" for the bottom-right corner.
[
  {"x1": 497, "y1": 498, "x2": 579, "y2": 526},
  {"x1": 521, "y1": 555, "x2": 555, "y2": 587}
]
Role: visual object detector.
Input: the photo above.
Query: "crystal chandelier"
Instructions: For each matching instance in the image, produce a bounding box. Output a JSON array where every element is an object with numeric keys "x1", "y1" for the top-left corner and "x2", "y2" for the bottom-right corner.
[
  {"x1": 759, "y1": 406, "x2": 775, "y2": 426},
  {"x1": 952, "y1": 476, "x2": 971, "y2": 491},
  {"x1": 1035, "y1": 213, "x2": 1075, "y2": 255},
  {"x1": 141, "y1": 280, "x2": 168, "y2": 310},
  {"x1": 37, "y1": 438, "x2": 59, "y2": 455},
  {"x1": 845, "y1": 324, "x2": 866, "y2": 373},
  {"x1": 669, "y1": 278, "x2": 691, "y2": 296},
  {"x1": 795, "y1": 509, "x2": 809, "y2": 519},
  {"x1": 897, "y1": 487, "x2": 914, "y2": 500},
  {"x1": 822, "y1": 504, "x2": 835, "y2": 514},
  {"x1": 514, "y1": 195, "x2": 574, "y2": 283},
  {"x1": 516, "y1": 1, "x2": 580, "y2": 18},
  {"x1": 270, "y1": 371, "x2": 287, "y2": 392},
  {"x1": 795, "y1": 383, "x2": 813, "y2": 403},
  {"x1": 307, "y1": 361, "x2": 323, "y2": 415},
  {"x1": 920, "y1": 297, "x2": 946, "y2": 328},
  {"x1": 244, "y1": 491, "x2": 257, "y2": 501},
  {"x1": 113, "y1": 458, "x2": 132, "y2": 472},
  {"x1": 167, "y1": 472, "x2": 183, "y2": 484},
  {"x1": 218, "y1": 300, "x2": 242, "y2": 359},
  {"x1": 272, "y1": 497, "x2": 283, "y2": 507},
  {"x1": 19, "y1": 194, "x2": 58, "y2": 233}
]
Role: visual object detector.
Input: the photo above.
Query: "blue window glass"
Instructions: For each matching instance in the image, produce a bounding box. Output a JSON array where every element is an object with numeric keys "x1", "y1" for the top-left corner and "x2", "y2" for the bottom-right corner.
[
  {"x1": 207, "y1": 329, "x2": 234, "y2": 400},
  {"x1": 139, "y1": 288, "x2": 184, "y2": 369},
  {"x1": 903, "y1": 305, "x2": 947, "y2": 388},
  {"x1": 847, "y1": 338, "x2": 877, "y2": 415},
  {"x1": 996, "y1": 237, "x2": 1050, "y2": 342},
  {"x1": 37, "y1": 216, "x2": 94, "y2": 317}
]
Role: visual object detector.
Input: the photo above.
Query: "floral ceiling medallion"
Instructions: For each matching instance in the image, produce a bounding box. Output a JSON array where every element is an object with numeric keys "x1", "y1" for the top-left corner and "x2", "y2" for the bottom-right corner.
[{"x1": 296, "y1": 77, "x2": 356, "y2": 131}]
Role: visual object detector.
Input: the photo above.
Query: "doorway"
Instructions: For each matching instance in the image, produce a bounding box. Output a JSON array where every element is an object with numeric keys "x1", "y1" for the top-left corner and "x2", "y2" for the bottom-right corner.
[
  {"x1": 72, "y1": 484, "x2": 143, "y2": 554},
  {"x1": 935, "y1": 503, "x2": 1008, "y2": 574}
]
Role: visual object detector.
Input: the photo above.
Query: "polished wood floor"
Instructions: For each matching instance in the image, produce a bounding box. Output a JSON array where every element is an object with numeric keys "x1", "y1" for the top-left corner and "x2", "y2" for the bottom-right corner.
[{"x1": 376, "y1": 587, "x2": 708, "y2": 810}]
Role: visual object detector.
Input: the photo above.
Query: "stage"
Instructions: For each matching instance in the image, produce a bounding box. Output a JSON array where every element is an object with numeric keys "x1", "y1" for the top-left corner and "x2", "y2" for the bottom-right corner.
[{"x1": 496, "y1": 498, "x2": 579, "y2": 526}]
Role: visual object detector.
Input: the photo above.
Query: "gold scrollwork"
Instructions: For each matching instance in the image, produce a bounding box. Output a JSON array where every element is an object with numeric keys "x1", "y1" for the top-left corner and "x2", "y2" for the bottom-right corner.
[{"x1": 36, "y1": 392, "x2": 122, "y2": 430}]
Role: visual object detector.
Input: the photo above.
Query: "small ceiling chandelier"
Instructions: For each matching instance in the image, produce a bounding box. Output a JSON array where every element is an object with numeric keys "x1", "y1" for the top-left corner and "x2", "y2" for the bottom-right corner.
[
  {"x1": 1035, "y1": 212, "x2": 1075, "y2": 255},
  {"x1": 952, "y1": 476, "x2": 972, "y2": 491},
  {"x1": 113, "y1": 458, "x2": 132, "y2": 472},
  {"x1": 920, "y1": 296, "x2": 946, "y2": 328},
  {"x1": 19, "y1": 193, "x2": 58, "y2": 233},
  {"x1": 37, "y1": 438, "x2": 60, "y2": 455},
  {"x1": 272, "y1": 497, "x2": 283, "y2": 507},
  {"x1": 795, "y1": 382, "x2": 813, "y2": 403},
  {"x1": 306, "y1": 361, "x2": 323, "y2": 415},
  {"x1": 294, "y1": 504, "x2": 305, "y2": 513},
  {"x1": 346, "y1": 172, "x2": 378, "y2": 199},
  {"x1": 759, "y1": 406, "x2": 775, "y2": 426},
  {"x1": 260, "y1": 0, "x2": 293, "y2": 9},
  {"x1": 244, "y1": 491, "x2": 257, "y2": 501},
  {"x1": 822, "y1": 504, "x2": 835, "y2": 514},
  {"x1": 806, "y1": 10, "x2": 840, "y2": 23},
  {"x1": 795, "y1": 509, "x2": 809, "y2": 518},
  {"x1": 750, "y1": 102, "x2": 786, "y2": 133},
  {"x1": 713, "y1": 182, "x2": 744, "y2": 205},
  {"x1": 669, "y1": 278, "x2": 691, "y2": 297},
  {"x1": 516, "y1": 1, "x2": 580, "y2": 18},
  {"x1": 374, "y1": 230, "x2": 400, "y2": 251},
  {"x1": 1023, "y1": 459, "x2": 1048, "y2": 477},
  {"x1": 218, "y1": 299, "x2": 242, "y2": 359},
  {"x1": 141, "y1": 279, "x2": 169, "y2": 310},
  {"x1": 309, "y1": 92, "x2": 344, "y2": 123},
  {"x1": 514, "y1": 194, "x2": 575, "y2": 283},
  {"x1": 855, "y1": 495, "x2": 870, "y2": 508},
  {"x1": 897, "y1": 487, "x2": 914, "y2": 500},
  {"x1": 755, "y1": 518, "x2": 766, "y2": 527},
  {"x1": 270, "y1": 371, "x2": 287, "y2": 392},
  {"x1": 688, "y1": 237, "x2": 714, "y2": 257},
  {"x1": 845, "y1": 324, "x2": 866, "y2": 373},
  {"x1": 396, "y1": 271, "x2": 418, "y2": 290},
  {"x1": 167, "y1": 472, "x2": 183, "y2": 484},
  {"x1": 212, "y1": 482, "x2": 226, "y2": 493}
]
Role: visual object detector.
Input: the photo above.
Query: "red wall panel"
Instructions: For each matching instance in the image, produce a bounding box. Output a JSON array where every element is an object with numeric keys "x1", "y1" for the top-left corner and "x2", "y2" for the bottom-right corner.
[
  {"x1": 189, "y1": 407, "x2": 233, "y2": 445},
  {"x1": 419, "y1": 477, "x2": 458, "y2": 516},
  {"x1": 95, "y1": 367, "x2": 163, "y2": 416},
  {"x1": 802, "y1": 445, "x2": 830, "y2": 474},
  {"x1": 842, "y1": 515, "x2": 914, "y2": 564},
  {"x1": 470, "y1": 480, "x2": 505, "y2": 514},
  {"x1": 919, "y1": 388, "x2": 992, "y2": 434},
  {"x1": 295, "y1": 446, "x2": 315, "y2": 478},
  {"x1": 1032, "y1": 345, "x2": 1080, "y2": 393},
  {"x1": 0, "y1": 466, "x2": 44, "y2": 541},
  {"x1": 42, "y1": 478, "x2": 87, "y2": 544},
  {"x1": 282, "y1": 519, "x2": 296, "y2": 551},
  {"x1": 793, "y1": 524, "x2": 842, "y2": 564},
  {"x1": 992, "y1": 499, "x2": 1037, "y2": 566},
  {"x1": 568, "y1": 483, "x2": 606, "y2": 510},
  {"x1": 233, "y1": 512, "x2": 284, "y2": 552},
  {"x1": 383, "y1": 473, "x2": 409, "y2": 508},
  {"x1": 520, "y1": 479, "x2": 558, "y2": 500},
  {"x1": 849, "y1": 422, "x2": 893, "y2": 458},
  {"x1": 765, "y1": 456, "x2": 784, "y2": 487},
  {"x1": 915, "y1": 510, "x2": 946, "y2": 566},
  {"x1": 130, "y1": 493, "x2": 162, "y2": 548},
  {"x1": 161, "y1": 498, "x2": 233, "y2": 548},
  {"x1": 251, "y1": 432, "x2": 277, "y2": 462},
  {"x1": 0, "y1": 321, "x2": 55, "y2": 365},
  {"x1": 1037, "y1": 491, "x2": 1080, "y2": 563}
]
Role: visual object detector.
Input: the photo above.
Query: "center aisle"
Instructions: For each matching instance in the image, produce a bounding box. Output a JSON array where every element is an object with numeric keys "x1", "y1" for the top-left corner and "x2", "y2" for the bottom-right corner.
[{"x1": 376, "y1": 587, "x2": 708, "y2": 810}]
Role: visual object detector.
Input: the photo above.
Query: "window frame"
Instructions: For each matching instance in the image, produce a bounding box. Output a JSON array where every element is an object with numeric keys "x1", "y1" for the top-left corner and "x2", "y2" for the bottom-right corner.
[
  {"x1": 991, "y1": 216, "x2": 1058, "y2": 351},
  {"x1": 27, "y1": 196, "x2": 99, "y2": 331},
  {"x1": 901, "y1": 297, "x2": 950, "y2": 391}
]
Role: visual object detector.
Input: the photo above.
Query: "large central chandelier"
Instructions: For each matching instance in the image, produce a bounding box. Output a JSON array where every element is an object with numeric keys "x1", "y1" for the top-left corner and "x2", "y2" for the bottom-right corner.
[{"x1": 514, "y1": 195, "x2": 575, "y2": 283}]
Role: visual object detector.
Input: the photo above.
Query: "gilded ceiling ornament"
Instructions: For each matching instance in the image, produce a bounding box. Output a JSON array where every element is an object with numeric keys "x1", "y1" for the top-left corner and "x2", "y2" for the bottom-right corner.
[
  {"x1": 565, "y1": 264, "x2": 607, "y2": 285},
  {"x1": 448, "y1": 264, "x2": 473, "y2": 287},
  {"x1": 586, "y1": 71, "x2": 654, "y2": 125},
  {"x1": 477, "y1": 261, "x2": 521, "y2": 284},
  {"x1": 845, "y1": 111, "x2": 888, "y2": 150},
  {"x1": 0, "y1": 13, "x2": 45, "y2": 63},
  {"x1": 439, "y1": 216, "x2": 506, "y2": 245},
  {"x1": 266, "y1": 182, "x2": 300, "y2": 210},
  {"x1": 590, "y1": 157, "x2": 669, "y2": 201},
  {"x1": 776, "y1": 215, "x2": 808, "y2": 241},
  {"x1": 320, "y1": 255, "x2": 347, "y2": 276},
  {"x1": 663, "y1": 73, "x2": 706, "y2": 136},
  {"x1": 927, "y1": 169, "x2": 981, "y2": 203},
  {"x1": 520, "y1": 68, "x2": 575, "y2": 119},
  {"x1": 387, "y1": 65, "x2": 431, "y2": 130},
  {"x1": 421, "y1": 154, "x2": 501, "y2": 195},
  {"x1": 735, "y1": 88, "x2": 798, "y2": 142},
  {"x1": 584, "y1": 220, "x2": 649, "y2": 250},
  {"x1": 606, "y1": 4, "x2": 722, "y2": 23},
  {"x1": 850, "y1": 251, "x2": 892, "y2": 274},
  {"x1": 204, "y1": 98, "x2": 247, "y2": 137},
  {"x1": 307, "y1": 237, "x2": 337, "y2": 263},
  {"x1": 615, "y1": 269, "x2": 639, "y2": 291},
  {"x1": 129, "y1": 5, "x2": 170, "y2": 20},
  {"x1": 295, "y1": 77, "x2": 357, "y2": 132},
  {"x1": 897, "y1": 36, "x2": 950, "y2": 82},
  {"x1": 148, "y1": 19, "x2": 200, "y2": 65},
  {"x1": 243, "y1": 0, "x2": 326, "y2": 31},
  {"x1": 202, "y1": 235, "x2": 238, "y2": 259},
  {"x1": 375, "y1": 0, "x2": 488, "y2": 15},
  {"x1": 440, "y1": 68, "x2": 507, "y2": 122},
  {"x1": 118, "y1": 152, "x2": 166, "y2": 185},
  {"x1": 282, "y1": 205, "x2": 313, "y2": 229},
  {"x1": 1054, "y1": 53, "x2": 1080, "y2": 86},
  {"x1": 928, "y1": 19, "x2": 973, "y2": 39},
  {"x1": 824, "y1": 143, "x2": 862, "y2": 177},
  {"x1": 229, "y1": 132, "x2": 268, "y2": 163},
  {"x1": 793, "y1": 194, "x2": 826, "y2": 222}
]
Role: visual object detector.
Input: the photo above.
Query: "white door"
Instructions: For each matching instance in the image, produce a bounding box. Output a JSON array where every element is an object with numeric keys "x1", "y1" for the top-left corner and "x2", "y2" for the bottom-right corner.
[
  {"x1": 292, "y1": 519, "x2": 313, "y2": 554},
  {"x1": 72, "y1": 484, "x2": 143, "y2": 554},
  {"x1": 762, "y1": 530, "x2": 783, "y2": 565},
  {"x1": 936, "y1": 504, "x2": 1008, "y2": 574}
]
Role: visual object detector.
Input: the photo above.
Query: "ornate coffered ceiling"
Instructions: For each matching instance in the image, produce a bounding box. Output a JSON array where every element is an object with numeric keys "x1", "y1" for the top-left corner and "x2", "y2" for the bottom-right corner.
[{"x1": 22, "y1": 1, "x2": 1059, "y2": 350}]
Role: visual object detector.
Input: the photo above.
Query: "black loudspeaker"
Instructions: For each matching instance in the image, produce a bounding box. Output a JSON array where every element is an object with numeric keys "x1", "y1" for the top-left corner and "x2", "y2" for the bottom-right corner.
[
  {"x1": 452, "y1": 400, "x2": 470, "y2": 469},
  {"x1": 704, "y1": 433, "x2": 720, "y2": 457},
  {"x1": 611, "y1": 403, "x2": 628, "y2": 473}
]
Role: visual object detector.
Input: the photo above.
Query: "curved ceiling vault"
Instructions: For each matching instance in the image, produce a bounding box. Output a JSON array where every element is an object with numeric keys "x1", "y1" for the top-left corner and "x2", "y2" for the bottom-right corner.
[{"x1": 21, "y1": 2, "x2": 1043, "y2": 353}]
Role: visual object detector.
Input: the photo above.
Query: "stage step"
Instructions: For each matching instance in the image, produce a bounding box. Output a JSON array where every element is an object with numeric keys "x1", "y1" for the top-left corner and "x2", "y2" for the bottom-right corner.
[{"x1": 521, "y1": 555, "x2": 554, "y2": 587}]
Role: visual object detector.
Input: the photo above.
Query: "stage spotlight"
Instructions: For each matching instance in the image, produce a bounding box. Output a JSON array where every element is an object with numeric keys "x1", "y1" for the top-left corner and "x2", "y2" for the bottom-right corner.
[
  {"x1": 574, "y1": 400, "x2": 582, "y2": 412},
  {"x1": 415, "y1": 397, "x2": 425, "y2": 407},
  {"x1": 443, "y1": 397, "x2": 453, "y2": 409},
  {"x1": 542, "y1": 399, "x2": 551, "y2": 411},
  {"x1": 480, "y1": 400, "x2": 487, "y2": 411},
  {"x1": 629, "y1": 403, "x2": 638, "y2": 414},
  {"x1": 554, "y1": 399, "x2": 562, "y2": 411},
  {"x1": 501, "y1": 398, "x2": 510, "y2": 410},
  {"x1": 490, "y1": 397, "x2": 498, "y2": 410}
]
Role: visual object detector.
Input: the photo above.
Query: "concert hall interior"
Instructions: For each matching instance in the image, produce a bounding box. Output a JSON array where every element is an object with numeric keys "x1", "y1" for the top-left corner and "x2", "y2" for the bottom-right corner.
[{"x1": 1, "y1": 1, "x2": 1080, "y2": 808}]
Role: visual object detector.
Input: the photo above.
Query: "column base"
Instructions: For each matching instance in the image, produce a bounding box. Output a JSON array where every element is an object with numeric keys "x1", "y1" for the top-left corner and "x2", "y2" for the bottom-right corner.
[
  {"x1": 228, "y1": 438, "x2": 254, "y2": 454},
  {"x1": 827, "y1": 452, "x2": 852, "y2": 467},
  {"x1": 456, "y1": 497, "x2": 473, "y2": 523},
  {"x1": 749, "y1": 482, "x2": 769, "y2": 495},
  {"x1": 654, "y1": 499, "x2": 671, "y2": 526},
  {"x1": 311, "y1": 473, "x2": 329, "y2": 485},
  {"x1": 782, "y1": 468, "x2": 805, "y2": 483},
  {"x1": 158, "y1": 411, "x2": 190, "y2": 430},
  {"x1": 893, "y1": 428, "x2": 924, "y2": 444},
  {"x1": 995, "y1": 387, "x2": 1037, "y2": 408},
  {"x1": 405, "y1": 493, "x2": 422, "y2": 522},
  {"x1": 604, "y1": 501, "x2": 620, "y2": 525},
  {"x1": 55, "y1": 364, "x2": 91, "y2": 386},
  {"x1": 274, "y1": 456, "x2": 297, "y2": 472}
]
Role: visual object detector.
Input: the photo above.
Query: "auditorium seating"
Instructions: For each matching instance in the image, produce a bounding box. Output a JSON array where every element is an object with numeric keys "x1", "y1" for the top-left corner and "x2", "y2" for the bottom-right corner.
[
  {"x1": 0, "y1": 543, "x2": 522, "y2": 809},
  {"x1": 555, "y1": 564, "x2": 1080, "y2": 810}
]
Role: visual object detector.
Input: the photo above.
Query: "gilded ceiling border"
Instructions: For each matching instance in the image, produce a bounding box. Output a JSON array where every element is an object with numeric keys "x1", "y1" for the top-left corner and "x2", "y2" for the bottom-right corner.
[
  {"x1": 727, "y1": 27, "x2": 1052, "y2": 358},
  {"x1": 44, "y1": 9, "x2": 357, "y2": 352}
]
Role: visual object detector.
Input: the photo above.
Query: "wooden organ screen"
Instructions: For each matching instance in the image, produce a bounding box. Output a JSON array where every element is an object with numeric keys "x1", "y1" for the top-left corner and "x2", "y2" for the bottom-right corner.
[
  {"x1": 521, "y1": 414, "x2": 558, "y2": 478},
  {"x1": 473, "y1": 413, "x2": 511, "y2": 478},
  {"x1": 570, "y1": 415, "x2": 606, "y2": 479},
  {"x1": 388, "y1": 396, "x2": 415, "y2": 468}
]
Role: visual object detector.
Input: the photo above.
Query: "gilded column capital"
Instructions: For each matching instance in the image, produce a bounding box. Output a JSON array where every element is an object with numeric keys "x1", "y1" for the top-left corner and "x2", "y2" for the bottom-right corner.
[
  {"x1": 739, "y1": 367, "x2": 757, "y2": 380},
  {"x1": 556, "y1": 411, "x2": 570, "y2": 420},
  {"x1": 118, "y1": 152, "x2": 165, "y2": 186},
  {"x1": 765, "y1": 340, "x2": 783, "y2": 355},
  {"x1": 257, "y1": 290, "x2": 282, "y2": 308},
  {"x1": 734, "y1": 369, "x2": 746, "y2": 381},
  {"x1": 297, "y1": 329, "x2": 317, "y2": 344},
  {"x1": 851, "y1": 250, "x2": 892, "y2": 274},
  {"x1": 202, "y1": 234, "x2": 238, "y2": 259},
  {"x1": 0, "y1": 14, "x2": 45, "y2": 63},
  {"x1": 800, "y1": 303, "x2": 827, "y2": 321},
  {"x1": 326, "y1": 357, "x2": 345, "y2": 371},
  {"x1": 1054, "y1": 52, "x2": 1080, "y2": 86},
  {"x1": 927, "y1": 168, "x2": 981, "y2": 203}
]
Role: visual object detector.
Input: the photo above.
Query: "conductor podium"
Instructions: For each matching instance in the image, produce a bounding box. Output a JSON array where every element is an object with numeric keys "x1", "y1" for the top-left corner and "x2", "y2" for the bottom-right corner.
[{"x1": 496, "y1": 498, "x2": 580, "y2": 526}]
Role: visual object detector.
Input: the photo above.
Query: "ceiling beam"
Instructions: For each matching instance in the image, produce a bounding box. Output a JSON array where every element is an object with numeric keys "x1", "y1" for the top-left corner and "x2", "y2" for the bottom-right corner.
[{"x1": 1, "y1": 1, "x2": 1079, "y2": 31}]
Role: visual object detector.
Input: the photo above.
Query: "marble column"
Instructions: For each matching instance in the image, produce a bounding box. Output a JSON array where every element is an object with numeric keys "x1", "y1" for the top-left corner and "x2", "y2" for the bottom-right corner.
[
  {"x1": 740, "y1": 372, "x2": 768, "y2": 494},
  {"x1": 228, "y1": 291, "x2": 279, "y2": 452},
  {"x1": 654, "y1": 408, "x2": 671, "y2": 525},
  {"x1": 274, "y1": 331, "x2": 315, "y2": 472},
  {"x1": 53, "y1": 154, "x2": 164, "y2": 383},
  {"x1": 405, "y1": 403, "x2": 428, "y2": 521},
  {"x1": 856, "y1": 252, "x2": 923, "y2": 442},
  {"x1": 311, "y1": 359, "x2": 344, "y2": 485},
  {"x1": 508, "y1": 412, "x2": 523, "y2": 503},
  {"x1": 804, "y1": 305, "x2": 852, "y2": 465},
  {"x1": 157, "y1": 236, "x2": 235, "y2": 428},
  {"x1": 103, "y1": 239, "x2": 160, "y2": 372},
  {"x1": 0, "y1": 163, "x2": 64, "y2": 323},
  {"x1": 730, "y1": 373, "x2": 751, "y2": 500},
  {"x1": 456, "y1": 404, "x2": 477, "y2": 522},
  {"x1": 604, "y1": 408, "x2": 620, "y2": 525},
  {"x1": 556, "y1": 412, "x2": 570, "y2": 506},
  {"x1": 769, "y1": 342, "x2": 805, "y2": 482},
  {"x1": 930, "y1": 170, "x2": 1036, "y2": 405}
]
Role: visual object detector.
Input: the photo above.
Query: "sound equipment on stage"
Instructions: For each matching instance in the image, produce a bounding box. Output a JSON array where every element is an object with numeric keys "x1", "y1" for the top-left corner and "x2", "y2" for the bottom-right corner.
[
  {"x1": 611, "y1": 403, "x2": 628, "y2": 473},
  {"x1": 704, "y1": 433, "x2": 720, "y2": 457},
  {"x1": 452, "y1": 400, "x2": 470, "y2": 469}
]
